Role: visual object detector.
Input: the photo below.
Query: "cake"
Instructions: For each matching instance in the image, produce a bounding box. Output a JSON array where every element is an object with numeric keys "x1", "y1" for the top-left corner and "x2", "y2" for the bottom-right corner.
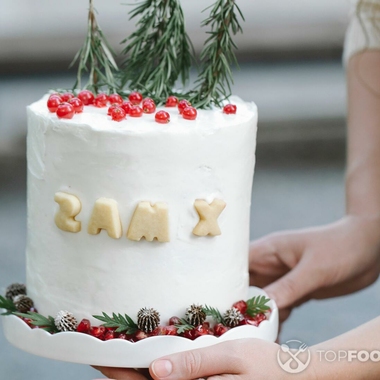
[
  {"x1": 26, "y1": 95, "x2": 257, "y2": 325},
  {"x1": 1, "y1": 2, "x2": 279, "y2": 366}
]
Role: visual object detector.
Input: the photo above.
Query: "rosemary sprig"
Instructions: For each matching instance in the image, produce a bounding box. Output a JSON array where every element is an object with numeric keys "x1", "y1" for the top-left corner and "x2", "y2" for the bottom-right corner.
[
  {"x1": 188, "y1": 0, "x2": 244, "y2": 108},
  {"x1": 93, "y1": 312, "x2": 138, "y2": 334},
  {"x1": 70, "y1": 0, "x2": 118, "y2": 94},
  {"x1": 0, "y1": 295, "x2": 17, "y2": 315},
  {"x1": 246, "y1": 295, "x2": 271, "y2": 317},
  {"x1": 15, "y1": 312, "x2": 59, "y2": 333},
  {"x1": 203, "y1": 305, "x2": 226, "y2": 326},
  {"x1": 121, "y1": 0, "x2": 193, "y2": 103},
  {"x1": 175, "y1": 318, "x2": 194, "y2": 334}
]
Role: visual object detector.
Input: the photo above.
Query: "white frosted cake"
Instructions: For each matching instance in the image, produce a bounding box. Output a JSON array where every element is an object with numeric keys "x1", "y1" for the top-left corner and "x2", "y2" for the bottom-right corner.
[{"x1": 26, "y1": 95, "x2": 257, "y2": 324}]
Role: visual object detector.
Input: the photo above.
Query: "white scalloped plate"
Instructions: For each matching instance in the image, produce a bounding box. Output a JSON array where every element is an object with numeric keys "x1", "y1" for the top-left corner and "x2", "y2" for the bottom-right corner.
[{"x1": 1, "y1": 287, "x2": 278, "y2": 367}]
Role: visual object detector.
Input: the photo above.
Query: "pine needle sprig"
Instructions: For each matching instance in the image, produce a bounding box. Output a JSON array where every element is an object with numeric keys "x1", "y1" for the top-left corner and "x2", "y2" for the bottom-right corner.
[
  {"x1": 120, "y1": 0, "x2": 193, "y2": 103},
  {"x1": 203, "y1": 305, "x2": 226, "y2": 326},
  {"x1": 175, "y1": 318, "x2": 194, "y2": 334},
  {"x1": 0, "y1": 295, "x2": 17, "y2": 315},
  {"x1": 15, "y1": 312, "x2": 59, "y2": 333},
  {"x1": 93, "y1": 312, "x2": 139, "y2": 334},
  {"x1": 188, "y1": 0, "x2": 244, "y2": 108},
  {"x1": 70, "y1": 0, "x2": 119, "y2": 94},
  {"x1": 246, "y1": 295, "x2": 271, "y2": 317}
]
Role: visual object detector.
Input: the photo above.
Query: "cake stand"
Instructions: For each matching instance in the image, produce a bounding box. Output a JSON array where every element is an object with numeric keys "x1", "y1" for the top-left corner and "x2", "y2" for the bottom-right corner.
[{"x1": 1, "y1": 287, "x2": 278, "y2": 367}]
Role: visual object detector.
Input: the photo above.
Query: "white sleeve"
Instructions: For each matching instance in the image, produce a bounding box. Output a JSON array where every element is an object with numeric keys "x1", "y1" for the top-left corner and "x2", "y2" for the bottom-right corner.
[{"x1": 343, "y1": 0, "x2": 380, "y2": 63}]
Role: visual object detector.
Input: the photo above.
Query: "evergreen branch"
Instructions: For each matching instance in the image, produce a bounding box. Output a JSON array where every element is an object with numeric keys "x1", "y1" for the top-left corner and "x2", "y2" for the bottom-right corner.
[
  {"x1": 70, "y1": 0, "x2": 118, "y2": 93},
  {"x1": 93, "y1": 312, "x2": 138, "y2": 334},
  {"x1": 0, "y1": 295, "x2": 17, "y2": 315},
  {"x1": 120, "y1": 0, "x2": 193, "y2": 103},
  {"x1": 175, "y1": 318, "x2": 194, "y2": 334},
  {"x1": 246, "y1": 296, "x2": 271, "y2": 317},
  {"x1": 15, "y1": 312, "x2": 59, "y2": 333},
  {"x1": 203, "y1": 305, "x2": 226, "y2": 326},
  {"x1": 188, "y1": 0, "x2": 244, "y2": 108}
]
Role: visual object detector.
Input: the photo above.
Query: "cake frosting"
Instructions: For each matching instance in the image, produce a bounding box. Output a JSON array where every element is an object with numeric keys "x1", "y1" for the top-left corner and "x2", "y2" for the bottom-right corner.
[{"x1": 26, "y1": 95, "x2": 258, "y2": 324}]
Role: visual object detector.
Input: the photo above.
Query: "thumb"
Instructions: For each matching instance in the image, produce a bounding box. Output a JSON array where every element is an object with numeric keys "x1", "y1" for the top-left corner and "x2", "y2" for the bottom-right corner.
[
  {"x1": 149, "y1": 341, "x2": 242, "y2": 380},
  {"x1": 264, "y1": 258, "x2": 321, "y2": 309}
]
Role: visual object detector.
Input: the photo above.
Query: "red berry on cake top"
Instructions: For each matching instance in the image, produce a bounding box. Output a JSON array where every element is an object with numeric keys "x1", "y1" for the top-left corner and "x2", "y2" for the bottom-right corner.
[
  {"x1": 155, "y1": 110, "x2": 170, "y2": 124},
  {"x1": 142, "y1": 98, "x2": 156, "y2": 114},
  {"x1": 178, "y1": 99, "x2": 191, "y2": 114},
  {"x1": 121, "y1": 101, "x2": 133, "y2": 115},
  {"x1": 77, "y1": 90, "x2": 95, "y2": 105},
  {"x1": 68, "y1": 97, "x2": 84, "y2": 113},
  {"x1": 94, "y1": 93, "x2": 109, "y2": 108},
  {"x1": 128, "y1": 91, "x2": 143, "y2": 105},
  {"x1": 223, "y1": 104, "x2": 237, "y2": 114},
  {"x1": 56, "y1": 103, "x2": 75, "y2": 119},
  {"x1": 47, "y1": 95, "x2": 62, "y2": 113},
  {"x1": 165, "y1": 96, "x2": 179, "y2": 107},
  {"x1": 108, "y1": 93, "x2": 123, "y2": 105},
  {"x1": 60, "y1": 92, "x2": 74, "y2": 102},
  {"x1": 111, "y1": 107, "x2": 126, "y2": 122},
  {"x1": 182, "y1": 106, "x2": 197, "y2": 120},
  {"x1": 129, "y1": 105, "x2": 143, "y2": 117}
]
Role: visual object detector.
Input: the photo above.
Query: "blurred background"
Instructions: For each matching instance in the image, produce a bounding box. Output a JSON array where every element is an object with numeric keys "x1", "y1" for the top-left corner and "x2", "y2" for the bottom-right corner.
[{"x1": 1, "y1": 0, "x2": 379, "y2": 378}]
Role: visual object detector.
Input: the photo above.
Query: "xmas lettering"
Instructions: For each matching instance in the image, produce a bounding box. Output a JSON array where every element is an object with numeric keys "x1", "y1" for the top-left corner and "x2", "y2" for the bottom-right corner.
[{"x1": 54, "y1": 192, "x2": 226, "y2": 241}]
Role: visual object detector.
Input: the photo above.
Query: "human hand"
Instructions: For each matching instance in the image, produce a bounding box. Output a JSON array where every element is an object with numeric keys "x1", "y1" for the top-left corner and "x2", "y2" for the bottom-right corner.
[
  {"x1": 95, "y1": 339, "x2": 290, "y2": 380},
  {"x1": 249, "y1": 215, "x2": 380, "y2": 319}
]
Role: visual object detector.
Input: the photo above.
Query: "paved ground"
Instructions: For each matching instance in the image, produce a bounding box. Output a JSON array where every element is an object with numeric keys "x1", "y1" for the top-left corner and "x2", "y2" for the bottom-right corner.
[{"x1": 0, "y1": 65, "x2": 379, "y2": 378}]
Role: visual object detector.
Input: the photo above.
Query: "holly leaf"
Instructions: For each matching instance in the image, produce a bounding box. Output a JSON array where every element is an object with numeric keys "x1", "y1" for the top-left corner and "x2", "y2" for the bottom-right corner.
[
  {"x1": 203, "y1": 305, "x2": 226, "y2": 326},
  {"x1": 246, "y1": 295, "x2": 271, "y2": 317},
  {"x1": 0, "y1": 295, "x2": 17, "y2": 315},
  {"x1": 93, "y1": 312, "x2": 138, "y2": 334},
  {"x1": 15, "y1": 311, "x2": 59, "y2": 333},
  {"x1": 175, "y1": 318, "x2": 194, "y2": 334}
]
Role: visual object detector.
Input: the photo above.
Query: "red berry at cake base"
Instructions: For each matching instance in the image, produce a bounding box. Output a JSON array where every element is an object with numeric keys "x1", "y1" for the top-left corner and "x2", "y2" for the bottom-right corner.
[
  {"x1": 60, "y1": 92, "x2": 74, "y2": 102},
  {"x1": 128, "y1": 91, "x2": 143, "y2": 105},
  {"x1": 108, "y1": 104, "x2": 119, "y2": 116},
  {"x1": 111, "y1": 107, "x2": 126, "y2": 122},
  {"x1": 94, "y1": 93, "x2": 109, "y2": 108},
  {"x1": 213, "y1": 323, "x2": 230, "y2": 337},
  {"x1": 77, "y1": 89, "x2": 95, "y2": 105},
  {"x1": 223, "y1": 103, "x2": 237, "y2": 114},
  {"x1": 232, "y1": 300, "x2": 247, "y2": 315},
  {"x1": 90, "y1": 325, "x2": 106, "y2": 340},
  {"x1": 56, "y1": 103, "x2": 75, "y2": 119},
  {"x1": 47, "y1": 95, "x2": 62, "y2": 112},
  {"x1": 121, "y1": 101, "x2": 133, "y2": 115},
  {"x1": 155, "y1": 110, "x2": 170, "y2": 124},
  {"x1": 68, "y1": 97, "x2": 84, "y2": 113},
  {"x1": 182, "y1": 106, "x2": 197, "y2": 120},
  {"x1": 163, "y1": 325, "x2": 178, "y2": 335},
  {"x1": 108, "y1": 93, "x2": 123, "y2": 105},
  {"x1": 129, "y1": 105, "x2": 143, "y2": 117},
  {"x1": 77, "y1": 318, "x2": 91, "y2": 333},
  {"x1": 142, "y1": 98, "x2": 156, "y2": 114},
  {"x1": 165, "y1": 96, "x2": 178, "y2": 107},
  {"x1": 178, "y1": 99, "x2": 191, "y2": 114}
]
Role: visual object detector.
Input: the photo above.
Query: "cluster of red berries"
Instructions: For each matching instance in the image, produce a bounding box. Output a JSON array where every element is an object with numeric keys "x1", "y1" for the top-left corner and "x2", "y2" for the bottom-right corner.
[
  {"x1": 74, "y1": 299, "x2": 267, "y2": 342},
  {"x1": 47, "y1": 90, "x2": 237, "y2": 123}
]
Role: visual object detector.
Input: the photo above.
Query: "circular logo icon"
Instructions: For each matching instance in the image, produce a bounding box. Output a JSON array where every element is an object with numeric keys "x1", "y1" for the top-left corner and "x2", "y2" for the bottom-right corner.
[{"x1": 277, "y1": 340, "x2": 311, "y2": 374}]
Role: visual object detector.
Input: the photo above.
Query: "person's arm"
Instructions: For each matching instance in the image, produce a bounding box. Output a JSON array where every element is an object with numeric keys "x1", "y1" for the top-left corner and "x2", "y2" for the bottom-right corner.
[{"x1": 249, "y1": 50, "x2": 380, "y2": 313}]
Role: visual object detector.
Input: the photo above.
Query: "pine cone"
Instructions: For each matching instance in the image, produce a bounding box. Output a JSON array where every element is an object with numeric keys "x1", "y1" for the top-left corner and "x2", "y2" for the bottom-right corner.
[
  {"x1": 137, "y1": 307, "x2": 160, "y2": 333},
  {"x1": 13, "y1": 295, "x2": 34, "y2": 313},
  {"x1": 54, "y1": 310, "x2": 78, "y2": 332},
  {"x1": 224, "y1": 307, "x2": 243, "y2": 328},
  {"x1": 186, "y1": 304, "x2": 206, "y2": 326},
  {"x1": 5, "y1": 283, "x2": 27, "y2": 301}
]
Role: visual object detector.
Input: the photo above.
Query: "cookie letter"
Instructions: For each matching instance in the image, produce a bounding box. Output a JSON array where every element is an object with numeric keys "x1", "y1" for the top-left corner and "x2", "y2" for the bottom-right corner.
[
  {"x1": 54, "y1": 192, "x2": 82, "y2": 233},
  {"x1": 193, "y1": 199, "x2": 226, "y2": 236},
  {"x1": 88, "y1": 198, "x2": 123, "y2": 239},
  {"x1": 127, "y1": 202, "x2": 169, "y2": 242}
]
